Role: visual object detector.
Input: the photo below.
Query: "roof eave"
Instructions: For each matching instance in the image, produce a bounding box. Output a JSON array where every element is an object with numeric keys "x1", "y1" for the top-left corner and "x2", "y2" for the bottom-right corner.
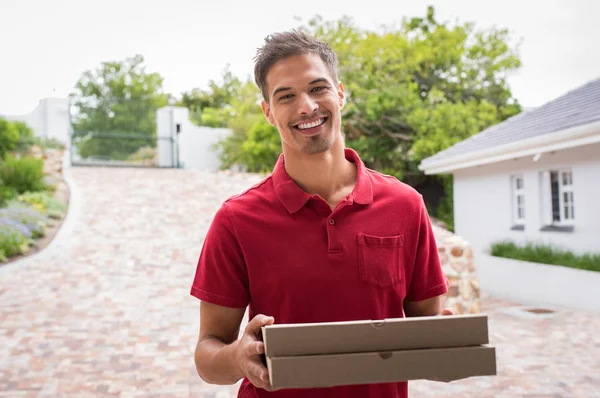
[{"x1": 418, "y1": 120, "x2": 600, "y2": 175}]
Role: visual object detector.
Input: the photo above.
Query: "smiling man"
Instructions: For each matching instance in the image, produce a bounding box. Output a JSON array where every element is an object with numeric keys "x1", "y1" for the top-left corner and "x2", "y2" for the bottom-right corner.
[{"x1": 190, "y1": 30, "x2": 450, "y2": 398}]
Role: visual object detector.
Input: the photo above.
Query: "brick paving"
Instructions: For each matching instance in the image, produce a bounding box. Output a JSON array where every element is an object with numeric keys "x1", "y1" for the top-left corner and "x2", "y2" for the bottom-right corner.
[{"x1": 0, "y1": 166, "x2": 599, "y2": 398}]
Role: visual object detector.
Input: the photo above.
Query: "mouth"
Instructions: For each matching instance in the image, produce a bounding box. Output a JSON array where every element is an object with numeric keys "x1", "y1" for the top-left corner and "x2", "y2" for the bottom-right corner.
[{"x1": 292, "y1": 117, "x2": 328, "y2": 136}]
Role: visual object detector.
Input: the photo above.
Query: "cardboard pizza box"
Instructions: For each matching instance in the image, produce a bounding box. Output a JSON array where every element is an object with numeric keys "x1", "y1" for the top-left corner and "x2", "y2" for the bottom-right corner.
[{"x1": 261, "y1": 314, "x2": 496, "y2": 389}]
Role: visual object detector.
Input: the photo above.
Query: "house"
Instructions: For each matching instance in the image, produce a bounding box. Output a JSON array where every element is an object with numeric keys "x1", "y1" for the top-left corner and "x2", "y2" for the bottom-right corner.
[{"x1": 419, "y1": 77, "x2": 600, "y2": 259}]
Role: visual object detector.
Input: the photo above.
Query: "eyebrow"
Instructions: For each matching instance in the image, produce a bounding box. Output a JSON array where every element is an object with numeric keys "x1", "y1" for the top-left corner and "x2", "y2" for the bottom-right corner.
[{"x1": 271, "y1": 78, "x2": 332, "y2": 98}]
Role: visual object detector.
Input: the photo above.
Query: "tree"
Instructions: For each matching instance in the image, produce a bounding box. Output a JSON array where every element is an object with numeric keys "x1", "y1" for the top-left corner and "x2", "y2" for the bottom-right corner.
[
  {"x1": 301, "y1": 7, "x2": 522, "y2": 229},
  {"x1": 179, "y1": 65, "x2": 244, "y2": 128},
  {"x1": 70, "y1": 54, "x2": 168, "y2": 160},
  {"x1": 182, "y1": 67, "x2": 282, "y2": 173},
  {"x1": 194, "y1": 7, "x2": 523, "y2": 229},
  {"x1": 302, "y1": 8, "x2": 521, "y2": 183}
]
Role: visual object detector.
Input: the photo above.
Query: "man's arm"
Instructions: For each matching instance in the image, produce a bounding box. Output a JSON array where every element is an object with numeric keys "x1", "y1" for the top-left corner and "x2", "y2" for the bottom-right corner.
[
  {"x1": 404, "y1": 196, "x2": 451, "y2": 317},
  {"x1": 194, "y1": 301, "x2": 274, "y2": 390},
  {"x1": 403, "y1": 295, "x2": 443, "y2": 317}
]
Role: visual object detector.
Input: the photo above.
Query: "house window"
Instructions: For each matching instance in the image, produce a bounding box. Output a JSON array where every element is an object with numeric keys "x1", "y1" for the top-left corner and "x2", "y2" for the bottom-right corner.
[
  {"x1": 550, "y1": 170, "x2": 574, "y2": 222},
  {"x1": 540, "y1": 169, "x2": 574, "y2": 232},
  {"x1": 512, "y1": 175, "x2": 525, "y2": 226}
]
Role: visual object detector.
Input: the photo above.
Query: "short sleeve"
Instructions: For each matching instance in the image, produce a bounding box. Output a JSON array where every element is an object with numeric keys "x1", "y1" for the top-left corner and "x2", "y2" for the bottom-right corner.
[
  {"x1": 190, "y1": 202, "x2": 249, "y2": 308},
  {"x1": 405, "y1": 197, "x2": 449, "y2": 302}
]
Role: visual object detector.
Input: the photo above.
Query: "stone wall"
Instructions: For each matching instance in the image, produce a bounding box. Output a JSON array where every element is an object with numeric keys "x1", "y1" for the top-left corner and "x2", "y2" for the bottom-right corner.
[{"x1": 433, "y1": 225, "x2": 481, "y2": 314}]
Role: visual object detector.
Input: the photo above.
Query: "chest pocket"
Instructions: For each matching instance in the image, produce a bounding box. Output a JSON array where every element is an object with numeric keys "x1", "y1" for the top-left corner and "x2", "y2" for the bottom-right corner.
[{"x1": 357, "y1": 233, "x2": 404, "y2": 287}]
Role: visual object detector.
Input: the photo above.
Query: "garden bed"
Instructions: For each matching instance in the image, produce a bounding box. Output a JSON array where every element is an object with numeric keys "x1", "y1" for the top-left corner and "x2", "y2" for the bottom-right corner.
[
  {"x1": 0, "y1": 117, "x2": 69, "y2": 265},
  {"x1": 0, "y1": 174, "x2": 69, "y2": 265}
]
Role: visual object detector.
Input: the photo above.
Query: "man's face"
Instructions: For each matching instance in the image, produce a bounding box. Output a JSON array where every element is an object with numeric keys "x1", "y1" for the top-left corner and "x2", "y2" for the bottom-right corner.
[{"x1": 261, "y1": 53, "x2": 345, "y2": 156}]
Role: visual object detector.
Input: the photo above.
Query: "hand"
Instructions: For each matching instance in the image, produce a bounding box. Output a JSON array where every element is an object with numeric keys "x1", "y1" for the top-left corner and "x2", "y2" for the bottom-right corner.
[
  {"x1": 428, "y1": 307, "x2": 456, "y2": 383},
  {"x1": 234, "y1": 314, "x2": 275, "y2": 391}
]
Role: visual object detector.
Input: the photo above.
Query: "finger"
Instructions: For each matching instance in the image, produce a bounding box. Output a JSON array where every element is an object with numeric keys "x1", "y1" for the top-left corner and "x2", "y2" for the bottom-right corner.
[
  {"x1": 246, "y1": 314, "x2": 275, "y2": 333},
  {"x1": 441, "y1": 308, "x2": 454, "y2": 316},
  {"x1": 243, "y1": 341, "x2": 265, "y2": 357},
  {"x1": 247, "y1": 361, "x2": 271, "y2": 390}
]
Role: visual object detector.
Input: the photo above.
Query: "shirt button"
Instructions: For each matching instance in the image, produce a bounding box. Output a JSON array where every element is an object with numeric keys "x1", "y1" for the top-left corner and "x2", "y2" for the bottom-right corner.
[{"x1": 328, "y1": 219, "x2": 335, "y2": 225}]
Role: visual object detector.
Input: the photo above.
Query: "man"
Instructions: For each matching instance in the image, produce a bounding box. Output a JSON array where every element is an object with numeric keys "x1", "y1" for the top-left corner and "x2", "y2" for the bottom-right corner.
[{"x1": 190, "y1": 29, "x2": 450, "y2": 397}]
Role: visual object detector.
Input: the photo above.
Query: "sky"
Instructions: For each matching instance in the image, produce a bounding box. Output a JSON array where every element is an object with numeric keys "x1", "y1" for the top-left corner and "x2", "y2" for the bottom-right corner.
[{"x1": 1, "y1": 0, "x2": 599, "y2": 115}]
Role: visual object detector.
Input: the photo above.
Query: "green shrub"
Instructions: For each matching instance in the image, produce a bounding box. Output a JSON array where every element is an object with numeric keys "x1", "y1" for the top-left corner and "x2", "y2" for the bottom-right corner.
[
  {"x1": 491, "y1": 241, "x2": 600, "y2": 272},
  {"x1": 0, "y1": 183, "x2": 18, "y2": 207},
  {"x1": 13, "y1": 121, "x2": 36, "y2": 154},
  {"x1": 0, "y1": 155, "x2": 46, "y2": 193},
  {"x1": 0, "y1": 217, "x2": 30, "y2": 257},
  {"x1": 0, "y1": 118, "x2": 19, "y2": 158},
  {"x1": 17, "y1": 191, "x2": 67, "y2": 219}
]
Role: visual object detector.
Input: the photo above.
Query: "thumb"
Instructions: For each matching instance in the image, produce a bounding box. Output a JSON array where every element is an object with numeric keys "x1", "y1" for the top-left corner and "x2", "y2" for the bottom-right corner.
[
  {"x1": 441, "y1": 308, "x2": 454, "y2": 316},
  {"x1": 247, "y1": 314, "x2": 275, "y2": 334}
]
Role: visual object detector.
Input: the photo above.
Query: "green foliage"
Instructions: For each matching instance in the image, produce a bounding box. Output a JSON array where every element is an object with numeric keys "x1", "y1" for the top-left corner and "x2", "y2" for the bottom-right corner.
[
  {"x1": 0, "y1": 184, "x2": 18, "y2": 207},
  {"x1": 13, "y1": 121, "x2": 36, "y2": 154},
  {"x1": 0, "y1": 118, "x2": 19, "y2": 158},
  {"x1": 70, "y1": 54, "x2": 168, "y2": 160},
  {"x1": 434, "y1": 175, "x2": 454, "y2": 232},
  {"x1": 16, "y1": 191, "x2": 67, "y2": 219},
  {"x1": 210, "y1": 77, "x2": 281, "y2": 173},
  {"x1": 0, "y1": 216, "x2": 31, "y2": 257},
  {"x1": 181, "y1": 6, "x2": 523, "y2": 224},
  {"x1": 491, "y1": 241, "x2": 600, "y2": 272},
  {"x1": 237, "y1": 119, "x2": 281, "y2": 173},
  {"x1": 0, "y1": 155, "x2": 46, "y2": 194},
  {"x1": 179, "y1": 65, "x2": 242, "y2": 128},
  {"x1": 34, "y1": 137, "x2": 65, "y2": 150},
  {"x1": 300, "y1": 8, "x2": 522, "y2": 186}
]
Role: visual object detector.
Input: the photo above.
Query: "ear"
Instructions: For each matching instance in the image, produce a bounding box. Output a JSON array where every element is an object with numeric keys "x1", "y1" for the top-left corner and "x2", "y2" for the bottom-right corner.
[
  {"x1": 337, "y1": 81, "x2": 345, "y2": 109},
  {"x1": 261, "y1": 100, "x2": 276, "y2": 126}
]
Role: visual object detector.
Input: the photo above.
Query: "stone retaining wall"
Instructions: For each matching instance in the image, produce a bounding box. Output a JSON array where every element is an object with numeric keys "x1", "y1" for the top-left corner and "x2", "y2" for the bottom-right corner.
[{"x1": 433, "y1": 225, "x2": 481, "y2": 314}]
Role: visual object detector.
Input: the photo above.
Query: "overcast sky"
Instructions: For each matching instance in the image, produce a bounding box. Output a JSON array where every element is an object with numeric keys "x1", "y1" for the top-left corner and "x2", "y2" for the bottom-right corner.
[{"x1": 1, "y1": 0, "x2": 598, "y2": 115}]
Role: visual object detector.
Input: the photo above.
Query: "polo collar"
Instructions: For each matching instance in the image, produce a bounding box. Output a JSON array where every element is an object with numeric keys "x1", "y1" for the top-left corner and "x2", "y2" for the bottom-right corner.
[{"x1": 272, "y1": 148, "x2": 373, "y2": 214}]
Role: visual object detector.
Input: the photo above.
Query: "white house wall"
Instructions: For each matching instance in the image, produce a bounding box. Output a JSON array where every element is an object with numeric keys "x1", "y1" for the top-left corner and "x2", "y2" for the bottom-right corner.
[{"x1": 453, "y1": 142, "x2": 600, "y2": 257}]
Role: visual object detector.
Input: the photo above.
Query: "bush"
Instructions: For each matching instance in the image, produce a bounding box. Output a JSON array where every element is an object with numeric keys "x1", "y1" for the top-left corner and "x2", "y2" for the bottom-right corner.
[
  {"x1": 0, "y1": 184, "x2": 18, "y2": 207},
  {"x1": 0, "y1": 204, "x2": 47, "y2": 238},
  {"x1": 13, "y1": 121, "x2": 36, "y2": 154},
  {"x1": 491, "y1": 241, "x2": 600, "y2": 272},
  {"x1": 0, "y1": 118, "x2": 19, "y2": 158},
  {"x1": 0, "y1": 154, "x2": 46, "y2": 194},
  {"x1": 34, "y1": 137, "x2": 65, "y2": 150},
  {"x1": 0, "y1": 216, "x2": 31, "y2": 257},
  {"x1": 17, "y1": 191, "x2": 67, "y2": 219}
]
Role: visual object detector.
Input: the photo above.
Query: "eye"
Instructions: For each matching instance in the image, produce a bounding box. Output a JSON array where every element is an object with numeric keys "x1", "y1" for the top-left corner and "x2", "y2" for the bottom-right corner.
[
  {"x1": 312, "y1": 86, "x2": 328, "y2": 92},
  {"x1": 279, "y1": 94, "x2": 294, "y2": 101}
]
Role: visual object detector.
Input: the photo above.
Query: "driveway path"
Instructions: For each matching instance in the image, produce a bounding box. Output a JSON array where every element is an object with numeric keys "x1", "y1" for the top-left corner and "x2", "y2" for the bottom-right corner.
[{"x1": 1, "y1": 166, "x2": 598, "y2": 397}]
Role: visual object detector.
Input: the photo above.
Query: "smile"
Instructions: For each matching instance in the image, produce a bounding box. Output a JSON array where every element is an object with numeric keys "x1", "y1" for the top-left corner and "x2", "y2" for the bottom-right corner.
[{"x1": 294, "y1": 117, "x2": 327, "y2": 130}]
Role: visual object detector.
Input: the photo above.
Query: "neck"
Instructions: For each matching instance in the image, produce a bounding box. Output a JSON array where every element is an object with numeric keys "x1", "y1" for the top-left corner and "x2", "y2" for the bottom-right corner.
[{"x1": 282, "y1": 139, "x2": 356, "y2": 201}]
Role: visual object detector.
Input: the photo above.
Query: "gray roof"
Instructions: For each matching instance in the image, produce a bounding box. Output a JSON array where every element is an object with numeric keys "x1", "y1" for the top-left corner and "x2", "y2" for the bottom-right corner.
[{"x1": 420, "y1": 77, "x2": 600, "y2": 167}]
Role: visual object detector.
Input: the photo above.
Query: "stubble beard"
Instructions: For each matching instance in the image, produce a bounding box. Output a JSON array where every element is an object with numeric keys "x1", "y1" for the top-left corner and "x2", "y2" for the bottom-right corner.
[{"x1": 300, "y1": 134, "x2": 334, "y2": 155}]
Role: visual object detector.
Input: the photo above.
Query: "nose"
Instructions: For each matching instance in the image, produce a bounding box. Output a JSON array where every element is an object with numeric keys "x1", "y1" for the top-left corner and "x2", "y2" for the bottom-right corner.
[{"x1": 297, "y1": 92, "x2": 318, "y2": 115}]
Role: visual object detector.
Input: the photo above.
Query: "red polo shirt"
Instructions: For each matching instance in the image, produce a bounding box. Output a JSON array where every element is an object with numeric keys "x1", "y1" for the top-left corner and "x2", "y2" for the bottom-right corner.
[{"x1": 191, "y1": 148, "x2": 448, "y2": 398}]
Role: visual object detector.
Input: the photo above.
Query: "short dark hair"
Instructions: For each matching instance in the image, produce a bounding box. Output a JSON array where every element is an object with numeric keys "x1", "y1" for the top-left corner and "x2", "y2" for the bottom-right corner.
[{"x1": 253, "y1": 29, "x2": 339, "y2": 102}]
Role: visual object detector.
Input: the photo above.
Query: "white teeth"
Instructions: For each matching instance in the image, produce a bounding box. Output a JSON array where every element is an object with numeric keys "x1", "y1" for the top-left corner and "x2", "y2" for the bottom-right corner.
[{"x1": 297, "y1": 118, "x2": 325, "y2": 130}]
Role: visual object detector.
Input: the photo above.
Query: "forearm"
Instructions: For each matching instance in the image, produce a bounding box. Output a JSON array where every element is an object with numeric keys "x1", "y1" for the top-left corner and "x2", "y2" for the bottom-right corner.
[{"x1": 195, "y1": 337, "x2": 243, "y2": 385}]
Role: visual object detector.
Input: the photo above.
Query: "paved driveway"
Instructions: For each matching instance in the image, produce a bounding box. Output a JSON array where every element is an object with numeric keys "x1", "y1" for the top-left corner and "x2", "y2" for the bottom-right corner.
[{"x1": 1, "y1": 166, "x2": 599, "y2": 397}]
